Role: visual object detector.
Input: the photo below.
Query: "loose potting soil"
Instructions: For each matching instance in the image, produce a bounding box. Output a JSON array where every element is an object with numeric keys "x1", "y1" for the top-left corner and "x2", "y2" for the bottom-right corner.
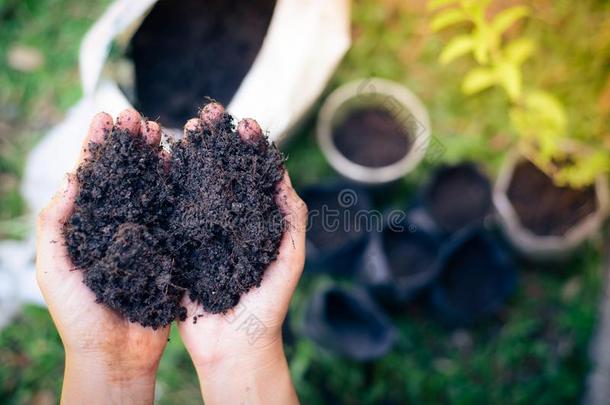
[
  {"x1": 507, "y1": 161, "x2": 597, "y2": 236},
  {"x1": 168, "y1": 111, "x2": 285, "y2": 314},
  {"x1": 64, "y1": 109, "x2": 285, "y2": 327},
  {"x1": 130, "y1": 0, "x2": 277, "y2": 128},
  {"x1": 426, "y1": 165, "x2": 492, "y2": 233},
  {"x1": 332, "y1": 107, "x2": 412, "y2": 168},
  {"x1": 64, "y1": 128, "x2": 184, "y2": 328}
]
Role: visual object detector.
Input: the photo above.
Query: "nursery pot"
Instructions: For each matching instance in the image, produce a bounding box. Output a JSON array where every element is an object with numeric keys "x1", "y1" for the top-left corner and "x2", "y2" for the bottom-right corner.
[
  {"x1": 493, "y1": 150, "x2": 610, "y2": 261},
  {"x1": 430, "y1": 227, "x2": 517, "y2": 327},
  {"x1": 422, "y1": 162, "x2": 493, "y2": 236},
  {"x1": 357, "y1": 214, "x2": 442, "y2": 306},
  {"x1": 300, "y1": 183, "x2": 373, "y2": 275},
  {"x1": 303, "y1": 285, "x2": 397, "y2": 361},
  {"x1": 317, "y1": 78, "x2": 430, "y2": 185}
]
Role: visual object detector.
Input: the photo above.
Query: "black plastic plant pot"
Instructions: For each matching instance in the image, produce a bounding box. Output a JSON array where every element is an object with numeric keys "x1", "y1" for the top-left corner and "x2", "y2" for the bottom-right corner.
[
  {"x1": 300, "y1": 183, "x2": 373, "y2": 275},
  {"x1": 358, "y1": 214, "x2": 442, "y2": 306},
  {"x1": 430, "y1": 227, "x2": 517, "y2": 327},
  {"x1": 422, "y1": 162, "x2": 493, "y2": 236},
  {"x1": 303, "y1": 286, "x2": 397, "y2": 361}
]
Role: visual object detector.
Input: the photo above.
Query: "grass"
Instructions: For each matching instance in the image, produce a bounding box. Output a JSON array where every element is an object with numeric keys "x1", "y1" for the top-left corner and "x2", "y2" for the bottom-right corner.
[{"x1": 0, "y1": 0, "x2": 609, "y2": 403}]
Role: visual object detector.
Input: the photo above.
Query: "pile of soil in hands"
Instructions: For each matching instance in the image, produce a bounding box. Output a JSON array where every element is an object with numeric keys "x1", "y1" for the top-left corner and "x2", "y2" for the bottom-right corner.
[
  {"x1": 64, "y1": 105, "x2": 286, "y2": 326},
  {"x1": 168, "y1": 107, "x2": 285, "y2": 314},
  {"x1": 507, "y1": 161, "x2": 597, "y2": 236},
  {"x1": 64, "y1": 128, "x2": 185, "y2": 329},
  {"x1": 426, "y1": 165, "x2": 492, "y2": 233},
  {"x1": 130, "y1": 0, "x2": 277, "y2": 127},
  {"x1": 332, "y1": 107, "x2": 412, "y2": 168}
]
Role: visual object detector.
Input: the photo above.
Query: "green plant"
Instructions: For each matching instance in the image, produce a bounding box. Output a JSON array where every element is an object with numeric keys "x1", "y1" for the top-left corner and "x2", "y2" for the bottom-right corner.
[{"x1": 429, "y1": 0, "x2": 610, "y2": 187}]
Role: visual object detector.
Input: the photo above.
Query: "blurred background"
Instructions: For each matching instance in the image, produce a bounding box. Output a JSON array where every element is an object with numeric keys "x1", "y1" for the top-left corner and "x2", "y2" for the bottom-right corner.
[{"x1": 2, "y1": 0, "x2": 610, "y2": 403}]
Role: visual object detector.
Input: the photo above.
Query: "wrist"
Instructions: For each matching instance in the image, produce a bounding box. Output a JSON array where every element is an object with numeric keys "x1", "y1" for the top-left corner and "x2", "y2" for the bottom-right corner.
[
  {"x1": 193, "y1": 336, "x2": 284, "y2": 379},
  {"x1": 62, "y1": 351, "x2": 158, "y2": 404},
  {"x1": 66, "y1": 348, "x2": 161, "y2": 380},
  {"x1": 66, "y1": 346, "x2": 162, "y2": 380},
  {"x1": 193, "y1": 339, "x2": 298, "y2": 404}
]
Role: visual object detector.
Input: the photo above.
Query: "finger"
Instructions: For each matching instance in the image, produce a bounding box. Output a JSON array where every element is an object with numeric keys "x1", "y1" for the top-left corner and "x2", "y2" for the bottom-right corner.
[
  {"x1": 259, "y1": 172, "x2": 307, "y2": 302},
  {"x1": 183, "y1": 118, "x2": 201, "y2": 137},
  {"x1": 236, "y1": 118, "x2": 263, "y2": 143},
  {"x1": 199, "y1": 102, "x2": 225, "y2": 129},
  {"x1": 141, "y1": 119, "x2": 162, "y2": 146},
  {"x1": 78, "y1": 112, "x2": 113, "y2": 165},
  {"x1": 116, "y1": 108, "x2": 142, "y2": 136},
  {"x1": 277, "y1": 171, "x2": 306, "y2": 233},
  {"x1": 177, "y1": 296, "x2": 202, "y2": 324}
]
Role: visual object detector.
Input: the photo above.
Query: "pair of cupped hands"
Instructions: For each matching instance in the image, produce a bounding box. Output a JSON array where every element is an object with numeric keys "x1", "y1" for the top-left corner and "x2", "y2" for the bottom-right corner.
[{"x1": 36, "y1": 106, "x2": 306, "y2": 404}]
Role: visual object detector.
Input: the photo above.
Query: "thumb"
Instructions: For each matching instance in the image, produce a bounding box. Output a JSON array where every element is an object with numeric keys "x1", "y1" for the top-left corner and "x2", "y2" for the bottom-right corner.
[{"x1": 36, "y1": 173, "x2": 78, "y2": 271}]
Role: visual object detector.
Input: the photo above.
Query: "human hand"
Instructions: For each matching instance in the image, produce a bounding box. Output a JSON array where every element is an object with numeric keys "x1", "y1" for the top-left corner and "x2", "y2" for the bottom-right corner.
[
  {"x1": 177, "y1": 105, "x2": 307, "y2": 404},
  {"x1": 36, "y1": 109, "x2": 168, "y2": 404}
]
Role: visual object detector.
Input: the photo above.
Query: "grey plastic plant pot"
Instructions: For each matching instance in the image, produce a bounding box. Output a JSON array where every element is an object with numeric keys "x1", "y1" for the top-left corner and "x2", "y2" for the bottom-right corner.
[
  {"x1": 317, "y1": 78, "x2": 431, "y2": 185},
  {"x1": 493, "y1": 150, "x2": 610, "y2": 261}
]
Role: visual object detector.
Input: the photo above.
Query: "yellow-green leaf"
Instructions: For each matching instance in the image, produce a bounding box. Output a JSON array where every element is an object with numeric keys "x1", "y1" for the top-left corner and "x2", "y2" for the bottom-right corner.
[
  {"x1": 492, "y1": 5, "x2": 529, "y2": 35},
  {"x1": 524, "y1": 90, "x2": 567, "y2": 133},
  {"x1": 497, "y1": 63, "x2": 522, "y2": 101},
  {"x1": 472, "y1": 27, "x2": 489, "y2": 64},
  {"x1": 504, "y1": 37, "x2": 536, "y2": 65},
  {"x1": 439, "y1": 35, "x2": 474, "y2": 64},
  {"x1": 462, "y1": 67, "x2": 496, "y2": 94},
  {"x1": 431, "y1": 9, "x2": 467, "y2": 32},
  {"x1": 556, "y1": 151, "x2": 609, "y2": 188},
  {"x1": 509, "y1": 106, "x2": 530, "y2": 138},
  {"x1": 428, "y1": 0, "x2": 458, "y2": 11}
]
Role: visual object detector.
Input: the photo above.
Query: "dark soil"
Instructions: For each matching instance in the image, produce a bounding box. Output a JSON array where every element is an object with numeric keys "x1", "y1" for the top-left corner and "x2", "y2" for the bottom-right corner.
[
  {"x1": 130, "y1": 0, "x2": 277, "y2": 127},
  {"x1": 507, "y1": 161, "x2": 597, "y2": 236},
  {"x1": 64, "y1": 109, "x2": 285, "y2": 325},
  {"x1": 86, "y1": 224, "x2": 186, "y2": 328},
  {"x1": 383, "y1": 230, "x2": 436, "y2": 278},
  {"x1": 304, "y1": 191, "x2": 364, "y2": 252},
  {"x1": 64, "y1": 128, "x2": 185, "y2": 329},
  {"x1": 332, "y1": 107, "x2": 412, "y2": 168},
  {"x1": 168, "y1": 111, "x2": 285, "y2": 314},
  {"x1": 426, "y1": 164, "x2": 492, "y2": 234}
]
